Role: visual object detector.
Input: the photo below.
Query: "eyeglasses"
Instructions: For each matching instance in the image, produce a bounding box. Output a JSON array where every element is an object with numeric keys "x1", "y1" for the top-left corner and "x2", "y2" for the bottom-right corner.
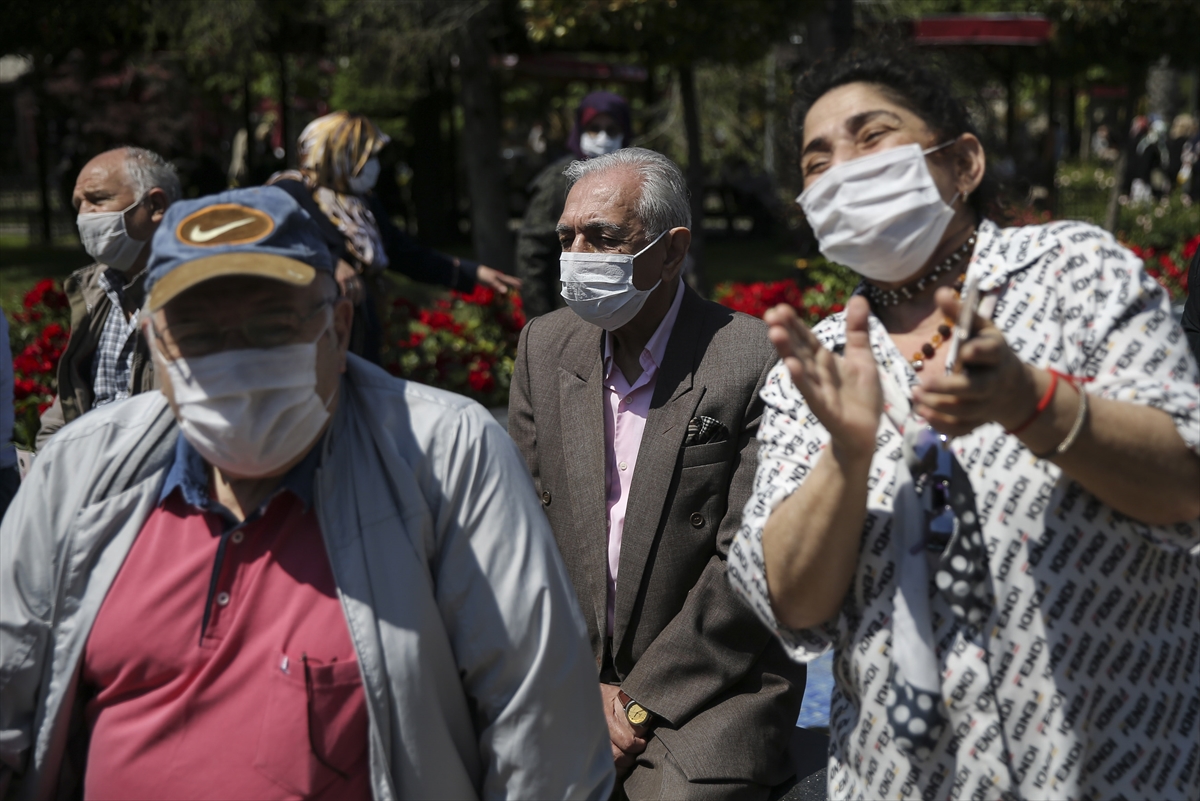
[
  {"x1": 903, "y1": 422, "x2": 956, "y2": 553},
  {"x1": 151, "y1": 300, "x2": 331, "y2": 360}
]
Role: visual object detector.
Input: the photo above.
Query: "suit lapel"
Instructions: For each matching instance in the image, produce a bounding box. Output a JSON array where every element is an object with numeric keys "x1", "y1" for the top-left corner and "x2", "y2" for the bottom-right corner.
[
  {"x1": 613, "y1": 288, "x2": 707, "y2": 652},
  {"x1": 557, "y1": 327, "x2": 611, "y2": 647}
]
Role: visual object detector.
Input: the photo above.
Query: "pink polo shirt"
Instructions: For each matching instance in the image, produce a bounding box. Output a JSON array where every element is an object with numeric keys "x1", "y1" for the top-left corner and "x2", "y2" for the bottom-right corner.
[
  {"x1": 601, "y1": 282, "x2": 684, "y2": 635},
  {"x1": 81, "y1": 438, "x2": 369, "y2": 800}
]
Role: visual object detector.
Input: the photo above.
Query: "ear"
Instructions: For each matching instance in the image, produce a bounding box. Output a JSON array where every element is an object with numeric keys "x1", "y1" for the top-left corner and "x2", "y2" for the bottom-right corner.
[
  {"x1": 660, "y1": 227, "x2": 692, "y2": 283},
  {"x1": 145, "y1": 187, "x2": 170, "y2": 222},
  {"x1": 953, "y1": 133, "x2": 986, "y2": 198}
]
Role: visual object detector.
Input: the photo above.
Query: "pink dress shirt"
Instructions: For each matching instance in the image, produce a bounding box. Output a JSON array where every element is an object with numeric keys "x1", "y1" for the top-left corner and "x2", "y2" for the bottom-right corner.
[{"x1": 601, "y1": 283, "x2": 685, "y2": 635}]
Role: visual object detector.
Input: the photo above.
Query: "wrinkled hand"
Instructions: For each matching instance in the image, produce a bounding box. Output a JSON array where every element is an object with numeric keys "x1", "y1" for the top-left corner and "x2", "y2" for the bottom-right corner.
[
  {"x1": 335, "y1": 259, "x2": 365, "y2": 306},
  {"x1": 764, "y1": 296, "x2": 883, "y2": 460},
  {"x1": 911, "y1": 287, "x2": 1037, "y2": 438},
  {"x1": 599, "y1": 684, "x2": 648, "y2": 776},
  {"x1": 475, "y1": 265, "x2": 523, "y2": 295}
]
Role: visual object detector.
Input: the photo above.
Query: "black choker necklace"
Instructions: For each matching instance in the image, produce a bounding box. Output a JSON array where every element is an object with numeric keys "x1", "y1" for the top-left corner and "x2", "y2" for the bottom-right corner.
[{"x1": 863, "y1": 232, "x2": 976, "y2": 308}]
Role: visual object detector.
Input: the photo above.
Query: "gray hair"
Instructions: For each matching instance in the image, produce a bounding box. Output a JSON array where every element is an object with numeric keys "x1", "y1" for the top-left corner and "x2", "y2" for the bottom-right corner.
[
  {"x1": 563, "y1": 147, "x2": 691, "y2": 237},
  {"x1": 118, "y1": 146, "x2": 182, "y2": 203}
]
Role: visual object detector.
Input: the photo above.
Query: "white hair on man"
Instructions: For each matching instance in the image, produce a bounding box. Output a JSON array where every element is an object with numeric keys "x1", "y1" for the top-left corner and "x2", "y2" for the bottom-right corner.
[
  {"x1": 563, "y1": 147, "x2": 692, "y2": 237},
  {"x1": 120, "y1": 146, "x2": 182, "y2": 204}
]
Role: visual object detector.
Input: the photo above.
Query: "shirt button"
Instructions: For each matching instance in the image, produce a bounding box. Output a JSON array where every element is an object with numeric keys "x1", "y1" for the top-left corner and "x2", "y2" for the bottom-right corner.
[
  {"x1": 230, "y1": 531, "x2": 244, "y2": 544},
  {"x1": 619, "y1": 461, "x2": 628, "y2": 471},
  {"x1": 690, "y1": 513, "x2": 705, "y2": 528},
  {"x1": 216, "y1": 592, "x2": 231, "y2": 607}
]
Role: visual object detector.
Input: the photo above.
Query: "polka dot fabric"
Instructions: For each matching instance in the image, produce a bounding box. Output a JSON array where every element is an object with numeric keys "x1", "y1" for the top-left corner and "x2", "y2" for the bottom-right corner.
[{"x1": 886, "y1": 445, "x2": 991, "y2": 756}]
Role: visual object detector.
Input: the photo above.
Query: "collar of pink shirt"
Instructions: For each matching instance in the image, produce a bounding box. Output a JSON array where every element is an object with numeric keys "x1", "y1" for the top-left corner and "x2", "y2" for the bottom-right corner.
[{"x1": 602, "y1": 279, "x2": 685, "y2": 387}]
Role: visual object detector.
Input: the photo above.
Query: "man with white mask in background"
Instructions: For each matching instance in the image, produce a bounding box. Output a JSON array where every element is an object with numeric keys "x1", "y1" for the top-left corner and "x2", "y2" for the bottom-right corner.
[
  {"x1": 36, "y1": 146, "x2": 180, "y2": 448},
  {"x1": 515, "y1": 91, "x2": 632, "y2": 319},
  {"x1": 0, "y1": 186, "x2": 614, "y2": 800},
  {"x1": 508, "y1": 148, "x2": 806, "y2": 800}
]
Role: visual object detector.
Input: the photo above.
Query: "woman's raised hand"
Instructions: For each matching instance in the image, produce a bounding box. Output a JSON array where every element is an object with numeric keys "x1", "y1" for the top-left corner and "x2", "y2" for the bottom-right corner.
[
  {"x1": 764, "y1": 295, "x2": 882, "y2": 461},
  {"x1": 912, "y1": 287, "x2": 1037, "y2": 438}
]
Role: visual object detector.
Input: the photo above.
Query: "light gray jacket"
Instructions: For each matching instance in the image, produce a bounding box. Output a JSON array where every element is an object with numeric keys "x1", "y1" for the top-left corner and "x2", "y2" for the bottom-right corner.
[{"x1": 0, "y1": 355, "x2": 614, "y2": 801}]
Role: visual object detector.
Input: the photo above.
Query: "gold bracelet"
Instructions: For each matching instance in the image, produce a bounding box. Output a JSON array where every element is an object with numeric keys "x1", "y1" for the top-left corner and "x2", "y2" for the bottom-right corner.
[{"x1": 1033, "y1": 384, "x2": 1088, "y2": 459}]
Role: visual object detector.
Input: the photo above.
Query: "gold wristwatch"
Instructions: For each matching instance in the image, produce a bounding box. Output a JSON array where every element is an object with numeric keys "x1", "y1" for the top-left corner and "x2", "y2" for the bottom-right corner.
[{"x1": 618, "y1": 690, "x2": 654, "y2": 727}]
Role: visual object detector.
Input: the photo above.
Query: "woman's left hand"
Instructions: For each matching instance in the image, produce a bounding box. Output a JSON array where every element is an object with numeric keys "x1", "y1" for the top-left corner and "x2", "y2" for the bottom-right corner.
[
  {"x1": 911, "y1": 287, "x2": 1039, "y2": 438},
  {"x1": 476, "y1": 265, "x2": 523, "y2": 295}
]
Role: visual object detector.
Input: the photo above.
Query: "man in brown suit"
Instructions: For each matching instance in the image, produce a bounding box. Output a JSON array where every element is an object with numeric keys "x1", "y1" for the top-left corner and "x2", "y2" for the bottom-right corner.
[{"x1": 508, "y1": 148, "x2": 805, "y2": 800}]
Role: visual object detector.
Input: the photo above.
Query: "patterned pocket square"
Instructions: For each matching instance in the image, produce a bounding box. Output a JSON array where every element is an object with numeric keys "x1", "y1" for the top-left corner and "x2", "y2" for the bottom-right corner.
[{"x1": 684, "y1": 416, "x2": 728, "y2": 446}]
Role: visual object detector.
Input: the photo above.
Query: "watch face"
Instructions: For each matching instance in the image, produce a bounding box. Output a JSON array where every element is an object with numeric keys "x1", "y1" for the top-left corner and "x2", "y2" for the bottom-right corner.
[{"x1": 626, "y1": 703, "x2": 650, "y2": 726}]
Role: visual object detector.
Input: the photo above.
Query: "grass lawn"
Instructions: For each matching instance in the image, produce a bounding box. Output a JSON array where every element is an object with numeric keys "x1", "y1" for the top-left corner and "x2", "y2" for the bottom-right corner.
[{"x1": 1, "y1": 234, "x2": 805, "y2": 316}]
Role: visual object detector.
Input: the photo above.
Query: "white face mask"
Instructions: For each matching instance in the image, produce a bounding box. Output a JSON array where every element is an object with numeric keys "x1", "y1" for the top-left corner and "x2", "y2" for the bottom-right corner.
[
  {"x1": 348, "y1": 157, "x2": 380, "y2": 195},
  {"x1": 77, "y1": 197, "x2": 148, "y2": 273},
  {"x1": 560, "y1": 230, "x2": 667, "y2": 331},
  {"x1": 798, "y1": 141, "x2": 959, "y2": 283},
  {"x1": 580, "y1": 131, "x2": 623, "y2": 158},
  {"x1": 154, "y1": 317, "x2": 334, "y2": 478}
]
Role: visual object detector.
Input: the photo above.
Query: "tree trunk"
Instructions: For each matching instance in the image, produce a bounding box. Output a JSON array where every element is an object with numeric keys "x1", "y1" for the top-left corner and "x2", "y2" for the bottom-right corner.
[
  {"x1": 34, "y1": 67, "x2": 52, "y2": 245},
  {"x1": 277, "y1": 47, "x2": 291, "y2": 167},
  {"x1": 411, "y1": 63, "x2": 455, "y2": 246},
  {"x1": 678, "y1": 64, "x2": 705, "y2": 291},
  {"x1": 242, "y1": 73, "x2": 255, "y2": 180},
  {"x1": 456, "y1": 1, "x2": 513, "y2": 272}
]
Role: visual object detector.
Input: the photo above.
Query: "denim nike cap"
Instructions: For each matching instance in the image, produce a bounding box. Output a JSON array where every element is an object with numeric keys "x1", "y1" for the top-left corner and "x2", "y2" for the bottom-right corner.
[{"x1": 145, "y1": 185, "x2": 334, "y2": 311}]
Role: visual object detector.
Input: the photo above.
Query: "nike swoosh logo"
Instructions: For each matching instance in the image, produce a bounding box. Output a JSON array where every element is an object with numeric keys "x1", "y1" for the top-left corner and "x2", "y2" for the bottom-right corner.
[{"x1": 189, "y1": 217, "x2": 256, "y2": 242}]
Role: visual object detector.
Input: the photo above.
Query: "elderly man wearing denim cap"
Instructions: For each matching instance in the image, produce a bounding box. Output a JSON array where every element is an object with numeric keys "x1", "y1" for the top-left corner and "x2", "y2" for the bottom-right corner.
[{"x1": 0, "y1": 186, "x2": 613, "y2": 801}]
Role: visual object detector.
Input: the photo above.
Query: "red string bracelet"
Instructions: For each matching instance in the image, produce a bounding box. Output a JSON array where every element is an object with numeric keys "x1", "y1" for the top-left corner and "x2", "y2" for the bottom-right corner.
[{"x1": 1007, "y1": 369, "x2": 1059, "y2": 435}]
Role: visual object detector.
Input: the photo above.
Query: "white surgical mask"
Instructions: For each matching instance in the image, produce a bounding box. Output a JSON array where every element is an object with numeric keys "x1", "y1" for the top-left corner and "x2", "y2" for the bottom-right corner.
[
  {"x1": 154, "y1": 317, "x2": 334, "y2": 478},
  {"x1": 580, "y1": 131, "x2": 623, "y2": 158},
  {"x1": 348, "y1": 157, "x2": 380, "y2": 195},
  {"x1": 560, "y1": 230, "x2": 667, "y2": 331},
  {"x1": 77, "y1": 197, "x2": 148, "y2": 272},
  {"x1": 798, "y1": 141, "x2": 959, "y2": 283}
]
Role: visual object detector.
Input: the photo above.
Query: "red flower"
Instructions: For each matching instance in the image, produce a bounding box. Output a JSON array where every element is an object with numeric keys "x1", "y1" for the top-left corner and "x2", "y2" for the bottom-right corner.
[
  {"x1": 467, "y1": 360, "x2": 496, "y2": 393},
  {"x1": 456, "y1": 285, "x2": 496, "y2": 306},
  {"x1": 1184, "y1": 234, "x2": 1200, "y2": 262},
  {"x1": 418, "y1": 309, "x2": 462, "y2": 334}
]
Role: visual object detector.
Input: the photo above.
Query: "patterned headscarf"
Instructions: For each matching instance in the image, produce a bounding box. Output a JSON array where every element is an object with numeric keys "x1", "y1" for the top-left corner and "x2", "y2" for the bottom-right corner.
[{"x1": 274, "y1": 111, "x2": 392, "y2": 270}]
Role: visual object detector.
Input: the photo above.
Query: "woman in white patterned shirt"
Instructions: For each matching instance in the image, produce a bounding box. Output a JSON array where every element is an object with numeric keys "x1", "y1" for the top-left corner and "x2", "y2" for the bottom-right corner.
[{"x1": 727, "y1": 49, "x2": 1200, "y2": 800}]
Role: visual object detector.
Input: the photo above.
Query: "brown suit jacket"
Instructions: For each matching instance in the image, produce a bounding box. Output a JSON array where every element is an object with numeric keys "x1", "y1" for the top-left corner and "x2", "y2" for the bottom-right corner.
[{"x1": 508, "y1": 285, "x2": 805, "y2": 786}]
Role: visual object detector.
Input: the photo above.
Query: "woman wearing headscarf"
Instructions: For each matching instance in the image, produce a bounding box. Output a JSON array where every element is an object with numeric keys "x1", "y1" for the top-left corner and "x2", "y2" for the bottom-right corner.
[
  {"x1": 270, "y1": 111, "x2": 520, "y2": 362},
  {"x1": 514, "y1": 91, "x2": 632, "y2": 319},
  {"x1": 727, "y1": 49, "x2": 1200, "y2": 799}
]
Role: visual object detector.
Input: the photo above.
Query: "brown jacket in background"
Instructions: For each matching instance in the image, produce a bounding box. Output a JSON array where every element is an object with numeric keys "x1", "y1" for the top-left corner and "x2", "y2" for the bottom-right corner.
[
  {"x1": 508, "y1": 285, "x2": 805, "y2": 789},
  {"x1": 36, "y1": 263, "x2": 155, "y2": 449}
]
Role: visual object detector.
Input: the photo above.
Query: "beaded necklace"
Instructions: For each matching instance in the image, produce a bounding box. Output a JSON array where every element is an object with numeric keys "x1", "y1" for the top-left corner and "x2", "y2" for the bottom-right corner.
[
  {"x1": 861, "y1": 232, "x2": 975, "y2": 308},
  {"x1": 902, "y1": 273, "x2": 964, "y2": 372}
]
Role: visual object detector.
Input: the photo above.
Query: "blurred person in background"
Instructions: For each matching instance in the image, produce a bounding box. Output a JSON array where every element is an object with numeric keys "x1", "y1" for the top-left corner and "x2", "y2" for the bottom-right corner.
[
  {"x1": 729, "y1": 49, "x2": 1200, "y2": 799},
  {"x1": 0, "y1": 186, "x2": 612, "y2": 800},
  {"x1": 270, "y1": 111, "x2": 520, "y2": 364},
  {"x1": 1168, "y1": 113, "x2": 1198, "y2": 197},
  {"x1": 0, "y1": 316, "x2": 18, "y2": 519},
  {"x1": 515, "y1": 91, "x2": 632, "y2": 319},
  {"x1": 36, "y1": 147, "x2": 180, "y2": 449}
]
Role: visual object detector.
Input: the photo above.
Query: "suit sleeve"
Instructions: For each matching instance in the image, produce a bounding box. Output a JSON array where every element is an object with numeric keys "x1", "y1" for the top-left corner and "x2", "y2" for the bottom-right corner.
[
  {"x1": 432, "y1": 404, "x2": 613, "y2": 800},
  {"x1": 618, "y1": 348, "x2": 780, "y2": 728},
  {"x1": 506, "y1": 319, "x2": 540, "y2": 488}
]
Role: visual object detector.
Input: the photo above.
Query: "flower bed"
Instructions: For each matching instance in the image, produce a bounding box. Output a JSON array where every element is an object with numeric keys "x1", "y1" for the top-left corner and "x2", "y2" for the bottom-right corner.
[
  {"x1": 381, "y1": 284, "x2": 526, "y2": 408},
  {"x1": 8, "y1": 279, "x2": 71, "y2": 448},
  {"x1": 714, "y1": 258, "x2": 857, "y2": 324}
]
